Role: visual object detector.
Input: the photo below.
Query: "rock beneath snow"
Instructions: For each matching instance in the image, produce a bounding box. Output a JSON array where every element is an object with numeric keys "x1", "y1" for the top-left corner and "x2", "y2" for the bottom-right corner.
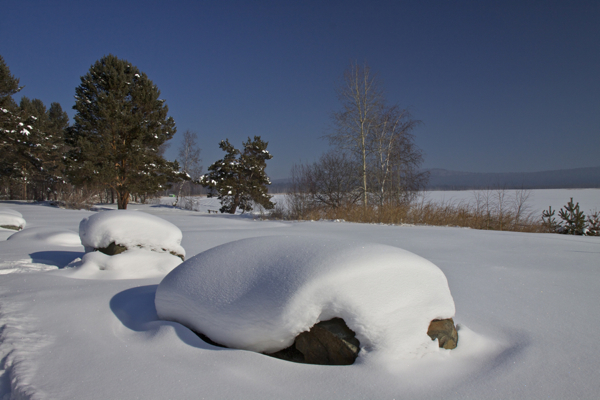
[
  {"x1": 268, "y1": 318, "x2": 360, "y2": 365},
  {"x1": 66, "y1": 211, "x2": 185, "y2": 279},
  {"x1": 97, "y1": 241, "x2": 128, "y2": 256},
  {"x1": 155, "y1": 236, "x2": 457, "y2": 360},
  {"x1": 0, "y1": 209, "x2": 26, "y2": 231},
  {"x1": 427, "y1": 318, "x2": 458, "y2": 349},
  {"x1": 79, "y1": 210, "x2": 185, "y2": 260}
]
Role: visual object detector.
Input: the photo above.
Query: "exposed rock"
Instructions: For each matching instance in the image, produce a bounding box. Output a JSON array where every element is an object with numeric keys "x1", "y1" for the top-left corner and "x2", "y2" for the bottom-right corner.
[
  {"x1": 0, "y1": 225, "x2": 21, "y2": 231},
  {"x1": 96, "y1": 241, "x2": 185, "y2": 260},
  {"x1": 427, "y1": 318, "x2": 458, "y2": 349},
  {"x1": 97, "y1": 242, "x2": 128, "y2": 256},
  {"x1": 268, "y1": 318, "x2": 360, "y2": 365}
]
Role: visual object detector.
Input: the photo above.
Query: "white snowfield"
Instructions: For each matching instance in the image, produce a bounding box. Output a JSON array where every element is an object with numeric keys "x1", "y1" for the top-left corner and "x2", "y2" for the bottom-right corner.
[
  {"x1": 156, "y1": 236, "x2": 455, "y2": 358},
  {"x1": 0, "y1": 196, "x2": 599, "y2": 399},
  {"x1": 0, "y1": 208, "x2": 26, "y2": 230}
]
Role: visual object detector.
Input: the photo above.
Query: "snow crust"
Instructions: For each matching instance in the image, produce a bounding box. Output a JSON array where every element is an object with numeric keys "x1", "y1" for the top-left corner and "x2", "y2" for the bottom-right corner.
[
  {"x1": 156, "y1": 236, "x2": 455, "y2": 358},
  {"x1": 0, "y1": 208, "x2": 26, "y2": 230},
  {"x1": 79, "y1": 210, "x2": 185, "y2": 257}
]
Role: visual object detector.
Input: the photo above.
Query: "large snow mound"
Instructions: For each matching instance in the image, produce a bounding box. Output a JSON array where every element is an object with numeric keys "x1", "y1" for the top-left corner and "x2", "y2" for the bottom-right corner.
[
  {"x1": 79, "y1": 210, "x2": 185, "y2": 258},
  {"x1": 155, "y1": 236, "x2": 456, "y2": 359},
  {"x1": 0, "y1": 208, "x2": 26, "y2": 230}
]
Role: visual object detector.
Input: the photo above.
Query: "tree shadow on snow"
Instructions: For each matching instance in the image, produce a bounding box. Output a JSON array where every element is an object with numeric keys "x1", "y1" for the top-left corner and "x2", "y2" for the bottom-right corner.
[
  {"x1": 109, "y1": 285, "x2": 226, "y2": 350},
  {"x1": 29, "y1": 250, "x2": 84, "y2": 268}
]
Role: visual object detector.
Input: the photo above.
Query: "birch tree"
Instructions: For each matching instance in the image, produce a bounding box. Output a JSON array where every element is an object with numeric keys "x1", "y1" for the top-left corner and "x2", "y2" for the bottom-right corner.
[{"x1": 327, "y1": 62, "x2": 384, "y2": 207}]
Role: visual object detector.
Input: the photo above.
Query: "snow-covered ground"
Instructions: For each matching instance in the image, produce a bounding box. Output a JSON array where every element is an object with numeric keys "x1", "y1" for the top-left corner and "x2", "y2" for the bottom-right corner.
[{"x1": 0, "y1": 193, "x2": 599, "y2": 399}]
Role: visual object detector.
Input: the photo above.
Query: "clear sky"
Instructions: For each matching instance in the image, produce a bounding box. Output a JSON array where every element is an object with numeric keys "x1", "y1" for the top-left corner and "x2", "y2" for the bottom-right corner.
[{"x1": 2, "y1": 0, "x2": 599, "y2": 179}]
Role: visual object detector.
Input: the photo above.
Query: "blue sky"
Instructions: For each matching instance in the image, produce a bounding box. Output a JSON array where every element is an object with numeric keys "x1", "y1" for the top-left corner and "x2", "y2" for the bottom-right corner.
[{"x1": 2, "y1": 0, "x2": 599, "y2": 179}]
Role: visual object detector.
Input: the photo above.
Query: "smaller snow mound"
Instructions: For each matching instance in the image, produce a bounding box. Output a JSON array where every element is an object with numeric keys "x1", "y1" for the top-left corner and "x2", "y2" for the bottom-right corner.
[
  {"x1": 7, "y1": 227, "x2": 81, "y2": 246},
  {"x1": 64, "y1": 250, "x2": 182, "y2": 280},
  {"x1": 79, "y1": 210, "x2": 185, "y2": 258},
  {"x1": 155, "y1": 236, "x2": 456, "y2": 359},
  {"x1": 0, "y1": 209, "x2": 26, "y2": 230}
]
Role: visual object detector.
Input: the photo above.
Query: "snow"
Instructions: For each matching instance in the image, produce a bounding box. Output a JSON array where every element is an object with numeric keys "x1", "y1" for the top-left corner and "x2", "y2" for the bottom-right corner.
[
  {"x1": 0, "y1": 208, "x2": 26, "y2": 230},
  {"x1": 156, "y1": 236, "x2": 455, "y2": 357},
  {"x1": 0, "y1": 196, "x2": 599, "y2": 399},
  {"x1": 79, "y1": 209, "x2": 185, "y2": 257},
  {"x1": 65, "y1": 248, "x2": 183, "y2": 280},
  {"x1": 423, "y1": 188, "x2": 600, "y2": 215},
  {"x1": 69, "y1": 210, "x2": 185, "y2": 279}
]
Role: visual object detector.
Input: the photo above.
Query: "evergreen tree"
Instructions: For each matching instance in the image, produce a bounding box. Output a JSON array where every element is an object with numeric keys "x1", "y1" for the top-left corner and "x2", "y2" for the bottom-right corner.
[
  {"x1": 201, "y1": 136, "x2": 274, "y2": 214},
  {"x1": 0, "y1": 56, "x2": 70, "y2": 200},
  {"x1": 18, "y1": 98, "x2": 70, "y2": 200},
  {"x1": 541, "y1": 206, "x2": 561, "y2": 233},
  {"x1": 558, "y1": 198, "x2": 586, "y2": 235},
  {"x1": 67, "y1": 55, "x2": 181, "y2": 209},
  {"x1": 0, "y1": 55, "x2": 25, "y2": 193},
  {"x1": 586, "y1": 211, "x2": 600, "y2": 236}
]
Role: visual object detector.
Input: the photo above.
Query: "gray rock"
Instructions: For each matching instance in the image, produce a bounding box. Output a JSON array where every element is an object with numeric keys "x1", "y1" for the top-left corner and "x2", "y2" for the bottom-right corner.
[
  {"x1": 267, "y1": 318, "x2": 360, "y2": 365},
  {"x1": 95, "y1": 241, "x2": 185, "y2": 260},
  {"x1": 97, "y1": 242, "x2": 128, "y2": 256},
  {"x1": 427, "y1": 318, "x2": 458, "y2": 349},
  {"x1": 0, "y1": 225, "x2": 21, "y2": 231}
]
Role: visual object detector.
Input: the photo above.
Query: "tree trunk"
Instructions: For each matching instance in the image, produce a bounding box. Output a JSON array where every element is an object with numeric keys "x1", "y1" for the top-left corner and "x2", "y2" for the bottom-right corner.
[{"x1": 117, "y1": 190, "x2": 129, "y2": 209}]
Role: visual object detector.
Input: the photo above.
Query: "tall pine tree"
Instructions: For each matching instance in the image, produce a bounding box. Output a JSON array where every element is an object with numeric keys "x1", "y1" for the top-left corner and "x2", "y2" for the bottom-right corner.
[
  {"x1": 18, "y1": 98, "x2": 69, "y2": 200},
  {"x1": 67, "y1": 55, "x2": 181, "y2": 209},
  {"x1": 201, "y1": 136, "x2": 274, "y2": 214},
  {"x1": 0, "y1": 55, "x2": 25, "y2": 195}
]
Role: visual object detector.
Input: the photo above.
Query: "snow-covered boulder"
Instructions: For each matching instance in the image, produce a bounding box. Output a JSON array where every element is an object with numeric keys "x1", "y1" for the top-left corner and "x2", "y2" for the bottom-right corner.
[
  {"x1": 79, "y1": 210, "x2": 185, "y2": 259},
  {"x1": 0, "y1": 208, "x2": 26, "y2": 231},
  {"x1": 67, "y1": 210, "x2": 185, "y2": 279},
  {"x1": 155, "y1": 236, "x2": 457, "y2": 360}
]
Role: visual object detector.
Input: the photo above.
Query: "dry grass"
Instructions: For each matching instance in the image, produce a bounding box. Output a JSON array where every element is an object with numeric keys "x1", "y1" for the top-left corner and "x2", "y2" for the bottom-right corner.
[{"x1": 278, "y1": 189, "x2": 547, "y2": 233}]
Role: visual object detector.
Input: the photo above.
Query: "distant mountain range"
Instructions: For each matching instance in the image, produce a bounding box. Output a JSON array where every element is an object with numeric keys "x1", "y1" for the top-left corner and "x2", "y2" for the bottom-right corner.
[
  {"x1": 425, "y1": 166, "x2": 600, "y2": 190},
  {"x1": 269, "y1": 166, "x2": 600, "y2": 192}
]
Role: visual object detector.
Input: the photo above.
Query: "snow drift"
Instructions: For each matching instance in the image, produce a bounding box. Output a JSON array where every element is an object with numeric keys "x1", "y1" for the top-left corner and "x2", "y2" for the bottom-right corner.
[{"x1": 155, "y1": 235, "x2": 456, "y2": 359}]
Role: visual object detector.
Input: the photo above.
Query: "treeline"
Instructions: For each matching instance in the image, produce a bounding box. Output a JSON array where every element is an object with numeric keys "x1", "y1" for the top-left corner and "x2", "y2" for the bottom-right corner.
[{"x1": 0, "y1": 55, "x2": 185, "y2": 209}]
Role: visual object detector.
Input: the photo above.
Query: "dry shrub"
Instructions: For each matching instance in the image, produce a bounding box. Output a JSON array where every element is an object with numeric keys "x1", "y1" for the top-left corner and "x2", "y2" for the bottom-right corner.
[
  {"x1": 56, "y1": 185, "x2": 100, "y2": 210},
  {"x1": 280, "y1": 189, "x2": 545, "y2": 233}
]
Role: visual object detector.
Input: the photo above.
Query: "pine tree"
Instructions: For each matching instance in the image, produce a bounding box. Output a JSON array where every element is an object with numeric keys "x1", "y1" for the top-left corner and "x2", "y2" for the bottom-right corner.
[
  {"x1": 201, "y1": 136, "x2": 274, "y2": 214},
  {"x1": 0, "y1": 55, "x2": 25, "y2": 194},
  {"x1": 585, "y1": 211, "x2": 599, "y2": 236},
  {"x1": 541, "y1": 206, "x2": 561, "y2": 233},
  {"x1": 18, "y1": 98, "x2": 70, "y2": 200},
  {"x1": 558, "y1": 198, "x2": 586, "y2": 235},
  {"x1": 67, "y1": 55, "x2": 182, "y2": 209}
]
